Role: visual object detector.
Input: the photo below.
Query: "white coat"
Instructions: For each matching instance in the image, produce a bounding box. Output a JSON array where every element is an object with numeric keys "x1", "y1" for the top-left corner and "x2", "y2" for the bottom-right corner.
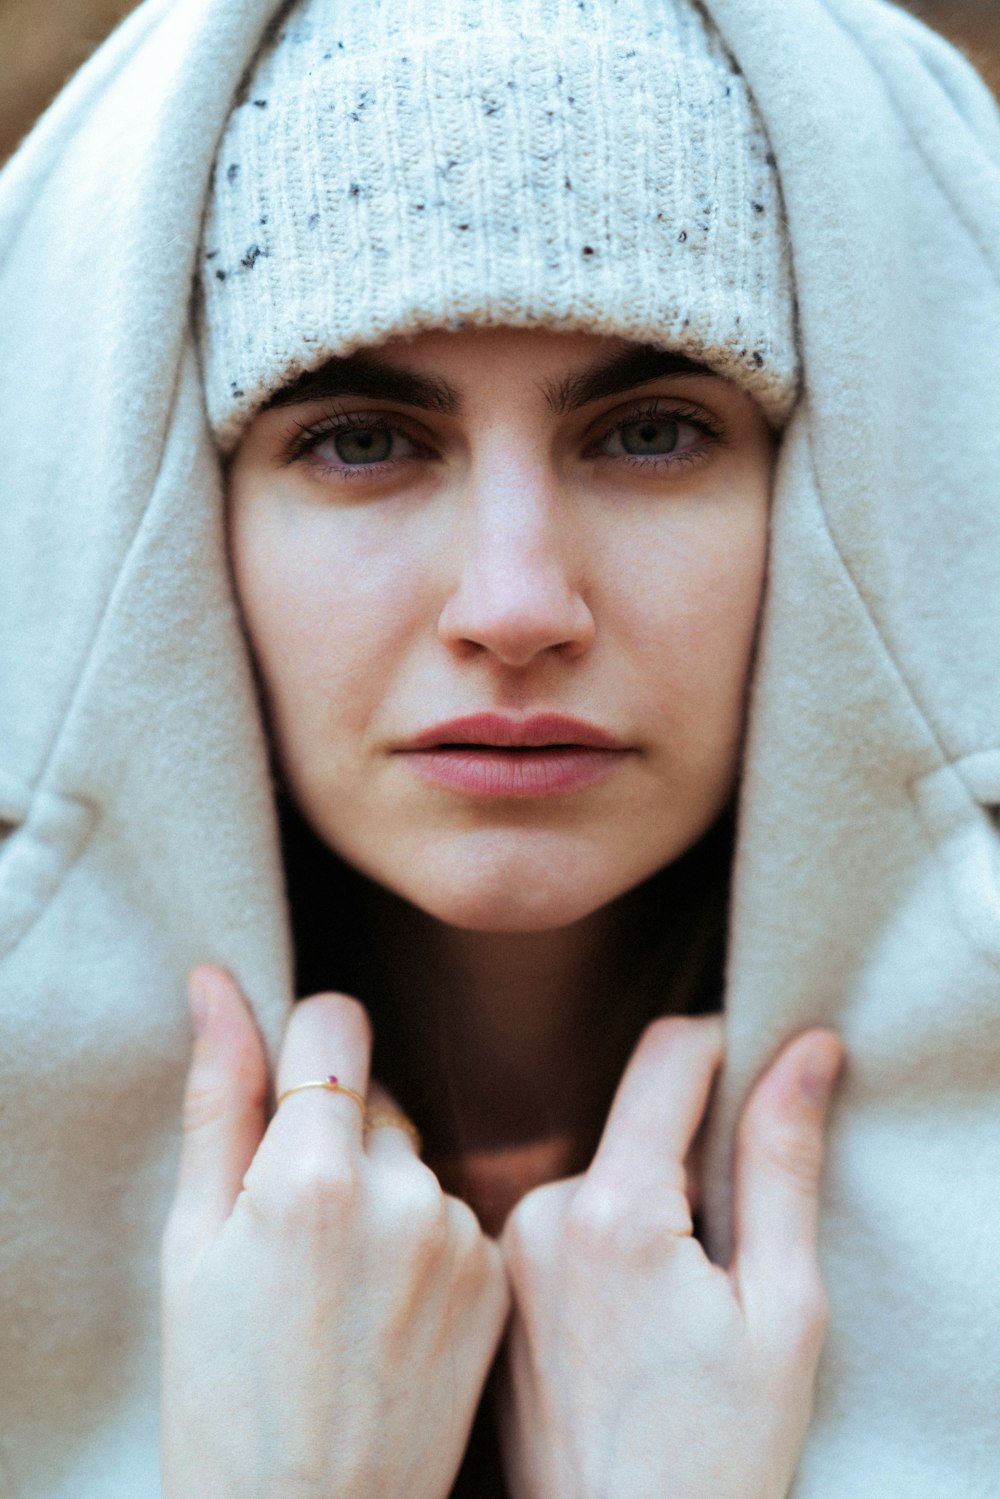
[{"x1": 0, "y1": 0, "x2": 998, "y2": 1492}]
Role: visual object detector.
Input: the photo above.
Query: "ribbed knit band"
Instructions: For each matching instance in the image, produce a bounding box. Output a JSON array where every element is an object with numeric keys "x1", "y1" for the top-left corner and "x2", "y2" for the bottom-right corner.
[{"x1": 198, "y1": 0, "x2": 798, "y2": 453}]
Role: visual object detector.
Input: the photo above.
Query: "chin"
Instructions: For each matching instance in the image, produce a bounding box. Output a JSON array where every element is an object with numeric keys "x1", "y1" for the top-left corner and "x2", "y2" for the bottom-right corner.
[
  {"x1": 375, "y1": 843, "x2": 652, "y2": 933},
  {"x1": 413, "y1": 886, "x2": 608, "y2": 933},
  {"x1": 323, "y1": 814, "x2": 716, "y2": 934}
]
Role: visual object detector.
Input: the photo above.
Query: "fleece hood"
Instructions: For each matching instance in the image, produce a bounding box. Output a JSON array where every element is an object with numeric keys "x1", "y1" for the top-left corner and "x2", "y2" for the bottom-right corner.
[{"x1": 0, "y1": 0, "x2": 998, "y2": 1493}]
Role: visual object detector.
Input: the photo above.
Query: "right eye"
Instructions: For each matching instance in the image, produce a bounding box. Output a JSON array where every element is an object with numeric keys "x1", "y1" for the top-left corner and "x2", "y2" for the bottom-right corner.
[{"x1": 288, "y1": 412, "x2": 427, "y2": 479}]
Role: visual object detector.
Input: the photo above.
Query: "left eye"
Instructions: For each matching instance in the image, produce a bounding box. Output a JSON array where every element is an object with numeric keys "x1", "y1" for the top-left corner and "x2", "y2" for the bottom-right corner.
[
  {"x1": 599, "y1": 414, "x2": 701, "y2": 460},
  {"x1": 622, "y1": 418, "x2": 681, "y2": 455}
]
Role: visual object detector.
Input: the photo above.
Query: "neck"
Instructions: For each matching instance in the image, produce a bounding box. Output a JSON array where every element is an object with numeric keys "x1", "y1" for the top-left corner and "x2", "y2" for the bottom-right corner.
[
  {"x1": 359, "y1": 848, "x2": 724, "y2": 1161},
  {"x1": 282, "y1": 803, "x2": 731, "y2": 1223},
  {"x1": 366, "y1": 897, "x2": 617, "y2": 1146}
]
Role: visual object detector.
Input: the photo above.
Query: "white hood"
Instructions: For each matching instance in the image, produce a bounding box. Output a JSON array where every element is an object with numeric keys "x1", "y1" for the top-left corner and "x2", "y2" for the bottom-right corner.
[{"x1": 1, "y1": 0, "x2": 998, "y2": 1491}]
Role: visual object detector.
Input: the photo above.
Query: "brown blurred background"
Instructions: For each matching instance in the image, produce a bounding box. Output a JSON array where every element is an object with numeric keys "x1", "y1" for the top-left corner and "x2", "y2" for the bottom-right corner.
[{"x1": 1, "y1": 0, "x2": 998, "y2": 164}]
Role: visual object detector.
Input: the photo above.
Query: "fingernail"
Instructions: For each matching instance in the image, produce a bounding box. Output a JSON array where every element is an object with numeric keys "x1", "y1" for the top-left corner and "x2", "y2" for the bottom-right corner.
[
  {"x1": 799, "y1": 1040, "x2": 843, "y2": 1108},
  {"x1": 188, "y1": 971, "x2": 213, "y2": 1036}
]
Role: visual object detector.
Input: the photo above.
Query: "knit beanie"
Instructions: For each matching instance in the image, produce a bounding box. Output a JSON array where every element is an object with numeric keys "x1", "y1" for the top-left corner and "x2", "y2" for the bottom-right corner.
[{"x1": 198, "y1": 0, "x2": 798, "y2": 454}]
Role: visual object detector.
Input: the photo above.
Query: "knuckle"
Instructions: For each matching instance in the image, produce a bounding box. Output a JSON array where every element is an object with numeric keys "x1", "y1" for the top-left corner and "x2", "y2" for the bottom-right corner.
[
  {"x1": 566, "y1": 1179, "x2": 691, "y2": 1259},
  {"x1": 268, "y1": 1152, "x2": 361, "y2": 1226},
  {"x1": 385, "y1": 1163, "x2": 447, "y2": 1239},
  {"x1": 444, "y1": 1194, "x2": 484, "y2": 1253},
  {"x1": 563, "y1": 1180, "x2": 625, "y2": 1250},
  {"x1": 501, "y1": 1181, "x2": 563, "y2": 1272},
  {"x1": 638, "y1": 1184, "x2": 694, "y2": 1239}
]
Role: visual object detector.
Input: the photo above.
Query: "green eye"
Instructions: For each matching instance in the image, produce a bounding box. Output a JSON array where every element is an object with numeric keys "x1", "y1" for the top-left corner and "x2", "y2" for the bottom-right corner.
[
  {"x1": 618, "y1": 419, "x2": 680, "y2": 456},
  {"x1": 334, "y1": 426, "x2": 394, "y2": 464}
]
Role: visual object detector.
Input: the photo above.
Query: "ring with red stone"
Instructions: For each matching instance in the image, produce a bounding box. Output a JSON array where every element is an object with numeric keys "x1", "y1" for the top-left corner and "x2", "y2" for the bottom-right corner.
[{"x1": 275, "y1": 1074, "x2": 367, "y2": 1117}]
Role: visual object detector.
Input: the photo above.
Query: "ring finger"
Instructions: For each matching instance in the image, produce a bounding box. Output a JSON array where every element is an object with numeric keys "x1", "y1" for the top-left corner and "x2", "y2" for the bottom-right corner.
[{"x1": 255, "y1": 993, "x2": 373, "y2": 1175}]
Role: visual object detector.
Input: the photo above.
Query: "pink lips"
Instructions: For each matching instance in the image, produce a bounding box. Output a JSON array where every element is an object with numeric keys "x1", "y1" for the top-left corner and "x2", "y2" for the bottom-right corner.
[{"x1": 398, "y1": 713, "x2": 631, "y2": 798}]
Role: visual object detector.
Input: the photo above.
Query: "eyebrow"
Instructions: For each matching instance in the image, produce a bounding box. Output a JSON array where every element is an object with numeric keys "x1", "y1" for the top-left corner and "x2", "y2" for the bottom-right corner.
[
  {"x1": 262, "y1": 343, "x2": 717, "y2": 417},
  {"x1": 264, "y1": 353, "x2": 458, "y2": 415},
  {"x1": 541, "y1": 345, "x2": 716, "y2": 415}
]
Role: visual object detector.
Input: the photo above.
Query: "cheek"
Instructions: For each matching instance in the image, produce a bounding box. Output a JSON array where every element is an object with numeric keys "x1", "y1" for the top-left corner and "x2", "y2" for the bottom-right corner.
[
  {"x1": 621, "y1": 500, "x2": 768, "y2": 702},
  {"x1": 603, "y1": 493, "x2": 769, "y2": 823},
  {"x1": 680, "y1": 524, "x2": 766, "y2": 684},
  {"x1": 228, "y1": 497, "x2": 424, "y2": 753}
]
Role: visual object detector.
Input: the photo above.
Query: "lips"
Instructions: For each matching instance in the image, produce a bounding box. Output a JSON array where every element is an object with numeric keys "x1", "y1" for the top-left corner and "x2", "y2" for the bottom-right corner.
[
  {"x1": 397, "y1": 713, "x2": 631, "y2": 798},
  {"x1": 406, "y1": 712, "x2": 627, "y2": 752}
]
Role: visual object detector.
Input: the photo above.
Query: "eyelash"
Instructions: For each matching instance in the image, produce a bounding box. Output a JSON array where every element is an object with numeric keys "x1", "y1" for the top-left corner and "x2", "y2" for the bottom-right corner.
[
  {"x1": 281, "y1": 406, "x2": 429, "y2": 479},
  {"x1": 594, "y1": 400, "x2": 729, "y2": 472},
  {"x1": 280, "y1": 399, "x2": 728, "y2": 480}
]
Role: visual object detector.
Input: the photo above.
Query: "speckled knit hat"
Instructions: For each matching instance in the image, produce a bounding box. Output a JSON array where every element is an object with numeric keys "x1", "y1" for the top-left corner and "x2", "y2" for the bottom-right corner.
[{"x1": 198, "y1": 0, "x2": 798, "y2": 453}]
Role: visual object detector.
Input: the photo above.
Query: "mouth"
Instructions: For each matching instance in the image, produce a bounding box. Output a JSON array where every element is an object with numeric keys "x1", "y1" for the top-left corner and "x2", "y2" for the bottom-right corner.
[
  {"x1": 397, "y1": 713, "x2": 632, "y2": 798},
  {"x1": 407, "y1": 712, "x2": 627, "y2": 752}
]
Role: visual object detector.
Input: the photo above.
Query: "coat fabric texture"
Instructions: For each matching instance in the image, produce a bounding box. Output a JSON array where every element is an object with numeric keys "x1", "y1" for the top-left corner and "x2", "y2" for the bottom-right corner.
[{"x1": 1, "y1": 0, "x2": 999, "y2": 1493}]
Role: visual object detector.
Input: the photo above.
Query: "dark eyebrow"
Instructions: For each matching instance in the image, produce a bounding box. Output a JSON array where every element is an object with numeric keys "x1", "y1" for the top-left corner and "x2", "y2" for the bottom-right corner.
[
  {"x1": 263, "y1": 352, "x2": 460, "y2": 415},
  {"x1": 540, "y1": 345, "x2": 717, "y2": 415},
  {"x1": 263, "y1": 342, "x2": 716, "y2": 418}
]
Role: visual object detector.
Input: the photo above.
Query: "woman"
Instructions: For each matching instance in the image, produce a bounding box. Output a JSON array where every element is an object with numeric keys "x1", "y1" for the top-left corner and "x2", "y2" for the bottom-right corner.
[
  {"x1": 164, "y1": 321, "x2": 840, "y2": 1495},
  {"x1": 165, "y1": 1, "x2": 846, "y2": 1489},
  {"x1": 1, "y1": 0, "x2": 998, "y2": 1495}
]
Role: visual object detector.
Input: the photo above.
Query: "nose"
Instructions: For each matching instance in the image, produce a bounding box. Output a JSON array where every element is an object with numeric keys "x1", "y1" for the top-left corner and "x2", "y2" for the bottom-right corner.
[{"x1": 436, "y1": 466, "x2": 596, "y2": 668}]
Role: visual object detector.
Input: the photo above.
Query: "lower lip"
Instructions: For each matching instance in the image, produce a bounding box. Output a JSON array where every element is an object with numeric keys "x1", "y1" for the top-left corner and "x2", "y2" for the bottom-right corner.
[{"x1": 399, "y1": 747, "x2": 631, "y2": 798}]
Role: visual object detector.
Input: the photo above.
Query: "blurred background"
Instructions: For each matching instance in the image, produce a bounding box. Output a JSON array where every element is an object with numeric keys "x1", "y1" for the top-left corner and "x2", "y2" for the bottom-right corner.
[{"x1": 1, "y1": 0, "x2": 999, "y2": 163}]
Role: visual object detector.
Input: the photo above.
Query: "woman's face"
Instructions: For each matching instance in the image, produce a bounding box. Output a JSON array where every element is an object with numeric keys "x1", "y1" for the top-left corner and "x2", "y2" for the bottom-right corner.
[{"x1": 228, "y1": 328, "x2": 774, "y2": 932}]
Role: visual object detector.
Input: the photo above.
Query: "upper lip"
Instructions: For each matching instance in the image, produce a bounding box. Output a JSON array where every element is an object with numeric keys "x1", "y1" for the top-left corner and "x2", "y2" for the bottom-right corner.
[{"x1": 404, "y1": 713, "x2": 627, "y2": 751}]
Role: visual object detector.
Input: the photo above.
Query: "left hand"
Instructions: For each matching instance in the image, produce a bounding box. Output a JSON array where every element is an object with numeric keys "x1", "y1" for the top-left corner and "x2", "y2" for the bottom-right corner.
[{"x1": 496, "y1": 1014, "x2": 844, "y2": 1499}]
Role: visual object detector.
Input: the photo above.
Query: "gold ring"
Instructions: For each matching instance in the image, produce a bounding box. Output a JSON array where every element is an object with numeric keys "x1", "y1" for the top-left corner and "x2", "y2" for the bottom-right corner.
[
  {"x1": 275, "y1": 1074, "x2": 367, "y2": 1117},
  {"x1": 364, "y1": 1108, "x2": 423, "y2": 1154}
]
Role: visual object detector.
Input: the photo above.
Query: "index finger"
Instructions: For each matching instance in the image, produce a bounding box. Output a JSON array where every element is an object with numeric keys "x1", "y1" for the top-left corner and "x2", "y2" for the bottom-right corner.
[{"x1": 586, "y1": 1014, "x2": 724, "y2": 1196}]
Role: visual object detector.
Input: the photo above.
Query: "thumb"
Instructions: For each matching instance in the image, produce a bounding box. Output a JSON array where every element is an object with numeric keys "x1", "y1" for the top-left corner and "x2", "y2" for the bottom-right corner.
[
  {"x1": 732, "y1": 1029, "x2": 844, "y2": 1339},
  {"x1": 162, "y1": 965, "x2": 269, "y2": 1271}
]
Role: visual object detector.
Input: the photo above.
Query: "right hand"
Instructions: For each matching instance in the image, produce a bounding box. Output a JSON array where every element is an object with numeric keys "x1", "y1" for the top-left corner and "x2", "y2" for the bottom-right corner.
[{"x1": 160, "y1": 966, "x2": 510, "y2": 1499}]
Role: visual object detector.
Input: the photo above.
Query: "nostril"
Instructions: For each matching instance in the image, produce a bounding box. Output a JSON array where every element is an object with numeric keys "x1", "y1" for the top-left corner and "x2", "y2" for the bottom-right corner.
[{"x1": 435, "y1": 545, "x2": 596, "y2": 666}]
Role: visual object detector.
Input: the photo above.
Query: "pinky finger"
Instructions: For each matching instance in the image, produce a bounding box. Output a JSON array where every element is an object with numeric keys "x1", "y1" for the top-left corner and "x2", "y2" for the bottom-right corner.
[{"x1": 731, "y1": 1029, "x2": 844, "y2": 1338}]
